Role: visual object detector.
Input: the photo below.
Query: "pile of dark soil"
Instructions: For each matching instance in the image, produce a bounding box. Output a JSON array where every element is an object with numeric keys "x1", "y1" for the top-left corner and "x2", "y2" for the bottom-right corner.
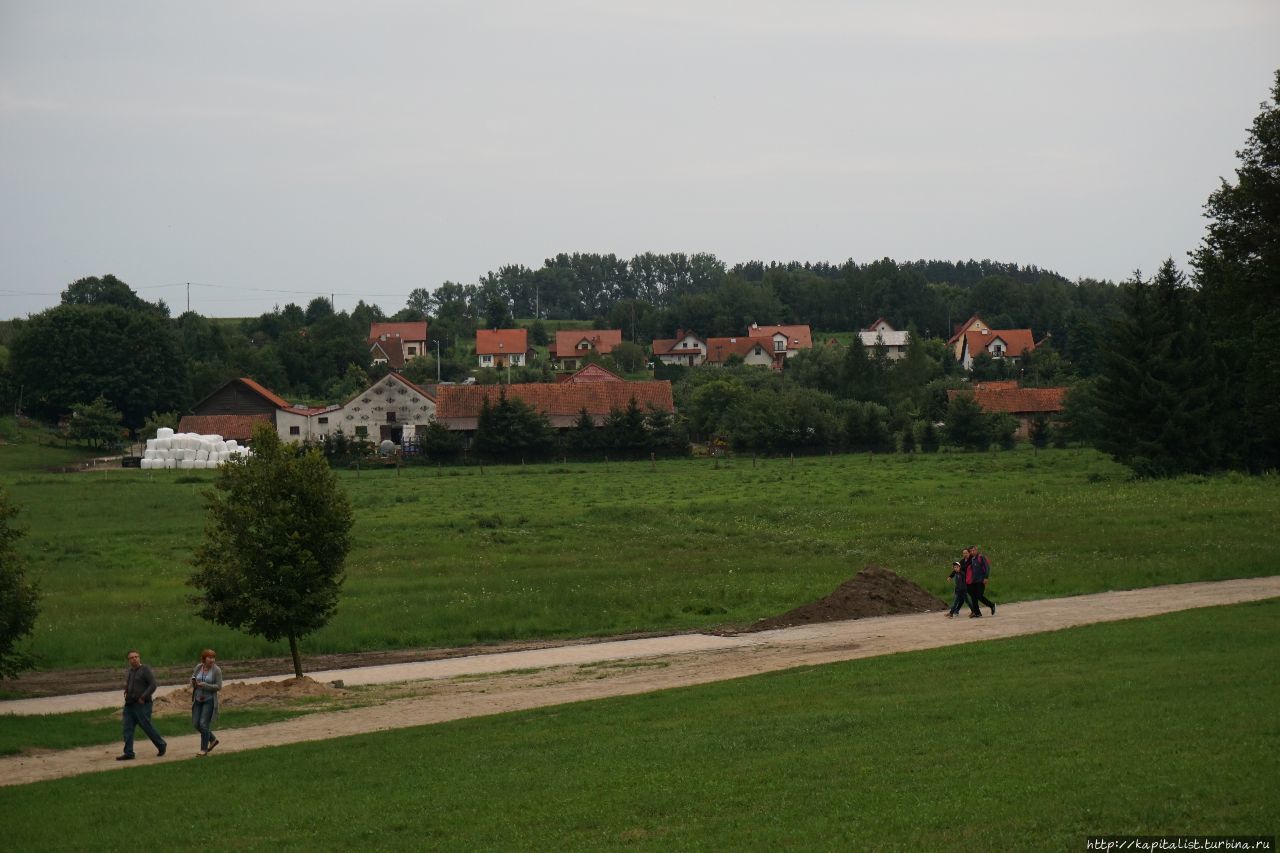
[{"x1": 744, "y1": 564, "x2": 945, "y2": 632}]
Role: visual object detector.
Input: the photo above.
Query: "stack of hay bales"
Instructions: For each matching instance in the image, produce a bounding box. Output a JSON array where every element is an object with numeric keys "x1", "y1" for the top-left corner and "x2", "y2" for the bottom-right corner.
[{"x1": 139, "y1": 427, "x2": 253, "y2": 470}]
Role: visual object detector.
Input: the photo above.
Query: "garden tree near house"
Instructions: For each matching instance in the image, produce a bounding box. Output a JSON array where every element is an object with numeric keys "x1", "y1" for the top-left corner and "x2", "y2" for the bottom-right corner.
[
  {"x1": 1096, "y1": 263, "x2": 1217, "y2": 477},
  {"x1": 602, "y1": 398, "x2": 649, "y2": 453},
  {"x1": 416, "y1": 419, "x2": 463, "y2": 462},
  {"x1": 474, "y1": 389, "x2": 555, "y2": 459},
  {"x1": 1192, "y1": 68, "x2": 1280, "y2": 472},
  {"x1": 1029, "y1": 414, "x2": 1051, "y2": 449},
  {"x1": 990, "y1": 413, "x2": 1019, "y2": 450},
  {"x1": 527, "y1": 320, "x2": 550, "y2": 347},
  {"x1": 945, "y1": 393, "x2": 991, "y2": 451},
  {"x1": 644, "y1": 405, "x2": 687, "y2": 455},
  {"x1": 65, "y1": 396, "x2": 124, "y2": 449},
  {"x1": 0, "y1": 486, "x2": 39, "y2": 679},
  {"x1": 566, "y1": 408, "x2": 599, "y2": 453},
  {"x1": 142, "y1": 411, "x2": 181, "y2": 440},
  {"x1": 609, "y1": 341, "x2": 648, "y2": 373},
  {"x1": 190, "y1": 424, "x2": 353, "y2": 680}
]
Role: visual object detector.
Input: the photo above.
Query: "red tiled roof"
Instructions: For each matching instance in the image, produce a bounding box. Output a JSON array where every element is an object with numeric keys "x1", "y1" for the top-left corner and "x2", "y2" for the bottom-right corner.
[
  {"x1": 476, "y1": 328, "x2": 529, "y2": 355},
  {"x1": 369, "y1": 337, "x2": 405, "y2": 369},
  {"x1": 748, "y1": 324, "x2": 813, "y2": 349},
  {"x1": 866, "y1": 317, "x2": 895, "y2": 331},
  {"x1": 563, "y1": 363, "x2": 625, "y2": 383},
  {"x1": 949, "y1": 314, "x2": 986, "y2": 345},
  {"x1": 964, "y1": 329, "x2": 1036, "y2": 359},
  {"x1": 704, "y1": 337, "x2": 773, "y2": 363},
  {"x1": 368, "y1": 322, "x2": 428, "y2": 343},
  {"x1": 552, "y1": 329, "x2": 622, "y2": 357},
  {"x1": 236, "y1": 377, "x2": 292, "y2": 410},
  {"x1": 436, "y1": 381, "x2": 674, "y2": 419},
  {"x1": 947, "y1": 386, "x2": 1067, "y2": 414},
  {"x1": 651, "y1": 334, "x2": 705, "y2": 356},
  {"x1": 177, "y1": 413, "x2": 272, "y2": 441}
]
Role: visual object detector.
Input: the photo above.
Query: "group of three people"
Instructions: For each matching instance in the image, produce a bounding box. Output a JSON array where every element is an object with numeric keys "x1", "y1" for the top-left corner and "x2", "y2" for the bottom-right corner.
[
  {"x1": 947, "y1": 546, "x2": 995, "y2": 618},
  {"x1": 118, "y1": 648, "x2": 222, "y2": 760}
]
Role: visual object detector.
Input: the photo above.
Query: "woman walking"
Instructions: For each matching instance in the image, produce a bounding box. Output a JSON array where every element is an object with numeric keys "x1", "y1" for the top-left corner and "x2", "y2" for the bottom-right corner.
[{"x1": 191, "y1": 648, "x2": 223, "y2": 755}]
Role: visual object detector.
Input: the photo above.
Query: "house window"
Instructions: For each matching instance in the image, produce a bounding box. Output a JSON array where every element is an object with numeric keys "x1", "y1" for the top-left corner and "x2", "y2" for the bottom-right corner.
[
  {"x1": 318, "y1": 417, "x2": 329, "y2": 425},
  {"x1": 386, "y1": 411, "x2": 397, "y2": 423},
  {"x1": 355, "y1": 426, "x2": 368, "y2": 438},
  {"x1": 993, "y1": 344, "x2": 1005, "y2": 356},
  {"x1": 407, "y1": 346, "x2": 417, "y2": 355},
  {"x1": 289, "y1": 426, "x2": 300, "y2": 436},
  {"x1": 481, "y1": 354, "x2": 493, "y2": 365},
  {"x1": 774, "y1": 340, "x2": 786, "y2": 352}
]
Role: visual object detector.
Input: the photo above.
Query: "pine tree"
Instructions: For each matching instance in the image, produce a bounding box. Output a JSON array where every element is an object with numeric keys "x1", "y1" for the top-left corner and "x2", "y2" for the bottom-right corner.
[
  {"x1": 1192, "y1": 69, "x2": 1280, "y2": 471},
  {"x1": 1096, "y1": 263, "x2": 1216, "y2": 476},
  {"x1": 945, "y1": 393, "x2": 990, "y2": 451}
]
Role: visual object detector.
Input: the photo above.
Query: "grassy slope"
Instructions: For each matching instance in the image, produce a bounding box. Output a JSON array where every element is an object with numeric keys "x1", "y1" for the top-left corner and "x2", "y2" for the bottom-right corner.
[
  {"x1": 0, "y1": 417, "x2": 101, "y2": 473},
  {"x1": 4, "y1": 448, "x2": 1278, "y2": 670},
  {"x1": 2, "y1": 600, "x2": 1276, "y2": 850}
]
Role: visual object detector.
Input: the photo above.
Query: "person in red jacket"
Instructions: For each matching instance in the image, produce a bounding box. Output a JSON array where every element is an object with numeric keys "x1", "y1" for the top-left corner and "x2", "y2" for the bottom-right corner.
[{"x1": 966, "y1": 546, "x2": 995, "y2": 617}]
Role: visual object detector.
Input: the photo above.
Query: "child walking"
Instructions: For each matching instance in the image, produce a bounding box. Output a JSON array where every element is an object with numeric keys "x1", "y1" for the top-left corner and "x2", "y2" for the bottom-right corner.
[{"x1": 947, "y1": 560, "x2": 967, "y2": 617}]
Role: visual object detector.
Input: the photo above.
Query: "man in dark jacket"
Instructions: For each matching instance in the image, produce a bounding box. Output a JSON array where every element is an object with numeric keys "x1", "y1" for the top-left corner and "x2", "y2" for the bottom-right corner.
[
  {"x1": 966, "y1": 546, "x2": 995, "y2": 617},
  {"x1": 119, "y1": 649, "x2": 167, "y2": 760}
]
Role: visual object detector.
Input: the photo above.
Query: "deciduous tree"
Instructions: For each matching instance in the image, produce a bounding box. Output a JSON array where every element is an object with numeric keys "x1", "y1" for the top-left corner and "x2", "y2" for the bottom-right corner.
[{"x1": 189, "y1": 424, "x2": 353, "y2": 679}]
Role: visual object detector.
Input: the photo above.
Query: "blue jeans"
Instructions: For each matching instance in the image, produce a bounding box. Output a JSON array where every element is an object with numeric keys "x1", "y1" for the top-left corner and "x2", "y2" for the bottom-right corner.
[
  {"x1": 122, "y1": 701, "x2": 165, "y2": 756},
  {"x1": 949, "y1": 589, "x2": 968, "y2": 615},
  {"x1": 192, "y1": 700, "x2": 217, "y2": 751}
]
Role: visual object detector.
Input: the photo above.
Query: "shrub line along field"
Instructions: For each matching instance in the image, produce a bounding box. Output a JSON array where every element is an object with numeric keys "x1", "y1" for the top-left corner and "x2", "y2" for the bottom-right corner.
[
  {"x1": 1, "y1": 600, "x2": 1275, "y2": 849},
  {"x1": 3, "y1": 448, "x2": 1279, "y2": 674}
]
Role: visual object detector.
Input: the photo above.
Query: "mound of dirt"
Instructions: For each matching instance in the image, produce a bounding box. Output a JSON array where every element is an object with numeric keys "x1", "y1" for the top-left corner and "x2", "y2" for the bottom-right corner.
[
  {"x1": 744, "y1": 564, "x2": 946, "y2": 632},
  {"x1": 154, "y1": 676, "x2": 345, "y2": 713}
]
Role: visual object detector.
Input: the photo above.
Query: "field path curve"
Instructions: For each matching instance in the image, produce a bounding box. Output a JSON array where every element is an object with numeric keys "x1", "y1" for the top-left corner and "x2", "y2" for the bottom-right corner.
[{"x1": 4, "y1": 575, "x2": 1278, "y2": 787}]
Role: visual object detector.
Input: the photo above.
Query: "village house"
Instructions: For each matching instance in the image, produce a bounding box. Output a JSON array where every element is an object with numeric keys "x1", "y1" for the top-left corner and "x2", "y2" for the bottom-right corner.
[
  {"x1": 548, "y1": 329, "x2": 623, "y2": 371},
  {"x1": 368, "y1": 322, "x2": 429, "y2": 371},
  {"x1": 947, "y1": 381, "x2": 1068, "y2": 438},
  {"x1": 476, "y1": 328, "x2": 533, "y2": 369},
  {"x1": 948, "y1": 314, "x2": 1038, "y2": 370},
  {"x1": 704, "y1": 336, "x2": 776, "y2": 367},
  {"x1": 183, "y1": 374, "x2": 436, "y2": 447},
  {"x1": 180, "y1": 377, "x2": 306, "y2": 443},
  {"x1": 434, "y1": 375, "x2": 674, "y2": 435},
  {"x1": 857, "y1": 318, "x2": 910, "y2": 360},
  {"x1": 651, "y1": 330, "x2": 708, "y2": 367},
  {"x1": 280, "y1": 372, "x2": 436, "y2": 445},
  {"x1": 747, "y1": 323, "x2": 813, "y2": 366}
]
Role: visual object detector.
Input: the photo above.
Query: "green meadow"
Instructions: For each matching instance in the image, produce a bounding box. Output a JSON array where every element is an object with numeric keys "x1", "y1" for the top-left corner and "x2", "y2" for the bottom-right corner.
[
  {"x1": 2, "y1": 446, "x2": 1277, "y2": 672},
  {"x1": 2, "y1": 600, "x2": 1276, "y2": 850}
]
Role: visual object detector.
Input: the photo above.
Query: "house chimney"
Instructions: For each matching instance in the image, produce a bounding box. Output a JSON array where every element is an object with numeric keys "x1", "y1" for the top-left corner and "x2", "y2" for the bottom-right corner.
[
  {"x1": 751, "y1": 322, "x2": 759, "y2": 329},
  {"x1": 675, "y1": 328, "x2": 684, "y2": 339}
]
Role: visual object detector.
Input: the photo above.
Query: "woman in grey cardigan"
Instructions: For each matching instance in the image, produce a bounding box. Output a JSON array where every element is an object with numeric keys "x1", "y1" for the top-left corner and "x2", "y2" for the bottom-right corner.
[{"x1": 191, "y1": 648, "x2": 222, "y2": 755}]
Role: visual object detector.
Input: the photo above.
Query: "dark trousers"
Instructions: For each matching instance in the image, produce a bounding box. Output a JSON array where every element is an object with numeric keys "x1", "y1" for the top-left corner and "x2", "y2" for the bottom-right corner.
[
  {"x1": 122, "y1": 700, "x2": 165, "y2": 756},
  {"x1": 968, "y1": 581, "x2": 994, "y2": 613},
  {"x1": 950, "y1": 589, "x2": 968, "y2": 614}
]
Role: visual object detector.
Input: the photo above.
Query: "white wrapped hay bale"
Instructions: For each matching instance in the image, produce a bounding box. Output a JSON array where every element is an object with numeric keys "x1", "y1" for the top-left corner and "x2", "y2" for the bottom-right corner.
[
  {"x1": 164, "y1": 458, "x2": 176, "y2": 469},
  {"x1": 156, "y1": 427, "x2": 174, "y2": 439},
  {"x1": 178, "y1": 459, "x2": 194, "y2": 470},
  {"x1": 196, "y1": 450, "x2": 209, "y2": 462}
]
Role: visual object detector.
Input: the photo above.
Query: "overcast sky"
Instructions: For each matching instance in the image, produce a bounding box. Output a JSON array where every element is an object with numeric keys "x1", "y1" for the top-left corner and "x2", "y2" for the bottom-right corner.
[{"x1": 2, "y1": 1, "x2": 1277, "y2": 320}]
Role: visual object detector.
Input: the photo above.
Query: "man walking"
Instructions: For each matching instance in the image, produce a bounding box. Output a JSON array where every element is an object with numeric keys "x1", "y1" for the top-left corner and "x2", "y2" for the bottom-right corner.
[
  {"x1": 967, "y1": 546, "x2": 995, "y2": 618},
  {"x1": 119, "y1": 649, "x2": 167, "y2": 760}
]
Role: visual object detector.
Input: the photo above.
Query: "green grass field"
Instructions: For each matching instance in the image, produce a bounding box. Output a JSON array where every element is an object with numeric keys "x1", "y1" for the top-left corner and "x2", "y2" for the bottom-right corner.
[
  {"x1": 2, "y1": 600, "x2": 1275, "y2": 849},
  {"x1": 3, "y1": 447, "x2": 1278, "y2": 671},
  {"x1": 0, "y1": 417, "x2": 100, "y2": 474}
]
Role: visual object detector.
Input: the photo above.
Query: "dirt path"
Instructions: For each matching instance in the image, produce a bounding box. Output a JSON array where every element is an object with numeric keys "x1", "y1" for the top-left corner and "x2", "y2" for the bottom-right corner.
[{"x1": 3, "y1": 575, "x2": 1278, "y2": 787}]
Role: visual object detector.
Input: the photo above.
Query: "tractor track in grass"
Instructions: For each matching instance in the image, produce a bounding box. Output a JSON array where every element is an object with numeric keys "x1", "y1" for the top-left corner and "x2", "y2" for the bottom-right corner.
[{"x1": 2, "y1": 575, "x2": 1278, "y2": 787}]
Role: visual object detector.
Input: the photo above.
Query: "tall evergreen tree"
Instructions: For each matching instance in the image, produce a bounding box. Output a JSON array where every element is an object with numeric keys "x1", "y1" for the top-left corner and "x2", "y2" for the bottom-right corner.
[
  {"x1": 1096, "y1": 263, "x2": 1216, "y2": 476},
  {"x1": 1192, "y1": 69, "x2": 1280, "y2": 471}
]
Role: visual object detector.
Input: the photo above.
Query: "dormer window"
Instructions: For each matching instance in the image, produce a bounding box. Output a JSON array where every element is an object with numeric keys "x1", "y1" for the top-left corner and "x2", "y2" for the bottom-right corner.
[{"x1": 774, "y1": 340, "x2": 786, "y2": 352}]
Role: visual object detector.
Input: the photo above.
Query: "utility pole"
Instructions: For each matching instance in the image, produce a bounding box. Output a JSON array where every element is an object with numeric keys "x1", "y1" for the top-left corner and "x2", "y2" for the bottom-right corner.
[
  {"x1": 186, "y1": 282, "x2": 190, "y2": 313},
  {"x1": 434, "y1": 339, "x2": 441, "y2": 383}
]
